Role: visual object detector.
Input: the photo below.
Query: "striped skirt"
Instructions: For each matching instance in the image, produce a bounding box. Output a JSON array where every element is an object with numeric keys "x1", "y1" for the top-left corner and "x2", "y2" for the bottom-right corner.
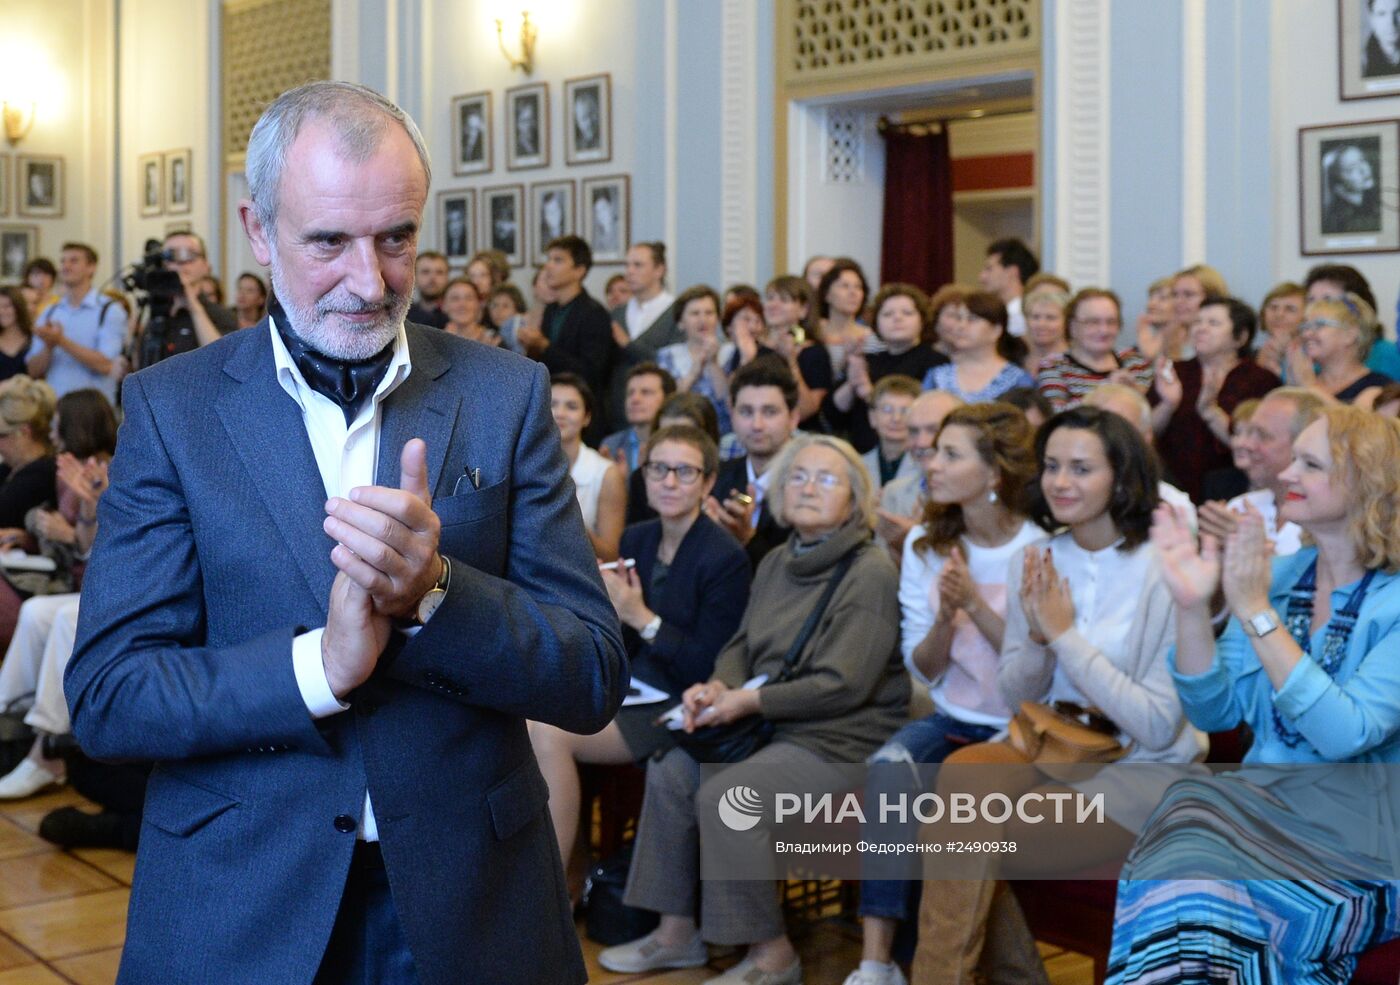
[{"x1": 1106, "y1": 774, "x2": 1400, "y2": 985}]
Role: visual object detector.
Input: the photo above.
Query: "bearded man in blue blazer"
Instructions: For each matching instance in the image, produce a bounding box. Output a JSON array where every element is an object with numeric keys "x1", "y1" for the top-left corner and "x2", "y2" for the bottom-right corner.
[{"x1": 65, "y1": 81, "x2": 627, "y2": 985}]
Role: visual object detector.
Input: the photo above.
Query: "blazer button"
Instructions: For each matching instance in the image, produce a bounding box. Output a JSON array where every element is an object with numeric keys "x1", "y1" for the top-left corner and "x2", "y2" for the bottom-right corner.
[{"x1": 333, "y1": 814, "x2": 356, "y2": 834}]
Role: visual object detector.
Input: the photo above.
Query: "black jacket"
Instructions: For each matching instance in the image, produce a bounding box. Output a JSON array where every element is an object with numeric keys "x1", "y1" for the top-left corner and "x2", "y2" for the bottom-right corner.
[{"x1": 714, "y1": 455, "x2": 791, "y2": 570}]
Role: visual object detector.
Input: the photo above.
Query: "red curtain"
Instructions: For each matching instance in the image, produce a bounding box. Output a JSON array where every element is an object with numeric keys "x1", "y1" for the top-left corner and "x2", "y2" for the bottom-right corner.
[{"x1": 879, "y1": 127, "x2": 953, "y2": 292}]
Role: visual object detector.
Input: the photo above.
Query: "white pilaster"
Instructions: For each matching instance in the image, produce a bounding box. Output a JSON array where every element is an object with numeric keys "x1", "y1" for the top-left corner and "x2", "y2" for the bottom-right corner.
[{"x1": 1052, "y1": 0, "x2": 1111, "y2": 288}]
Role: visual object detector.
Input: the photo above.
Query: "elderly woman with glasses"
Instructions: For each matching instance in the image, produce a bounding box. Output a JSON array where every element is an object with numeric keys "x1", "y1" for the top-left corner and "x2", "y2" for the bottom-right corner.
[
  {"x1": 1036, "y1": 289, "x2": 1155, "y2": 411},
  {"x1": 529, "y1": 424, "x2": 750, "y2": 892},
  {"x1": 601, "y1": 434, "x2": 909, "y2": 985},
  {"x1": 1289, "y1": 293, "x2": 1393, "y2": 408}
]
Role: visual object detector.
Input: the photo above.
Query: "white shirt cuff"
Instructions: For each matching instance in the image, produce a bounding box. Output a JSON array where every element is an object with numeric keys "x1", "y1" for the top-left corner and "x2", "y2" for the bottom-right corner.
[{"x1": 292, "y1": 628, "x2": 350, "y2": 719}]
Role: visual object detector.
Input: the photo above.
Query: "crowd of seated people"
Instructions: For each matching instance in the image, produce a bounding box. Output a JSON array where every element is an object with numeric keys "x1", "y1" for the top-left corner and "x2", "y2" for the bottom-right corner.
[{"x1": 10, "y1": 220, "x2": 1400, "y2": 985}]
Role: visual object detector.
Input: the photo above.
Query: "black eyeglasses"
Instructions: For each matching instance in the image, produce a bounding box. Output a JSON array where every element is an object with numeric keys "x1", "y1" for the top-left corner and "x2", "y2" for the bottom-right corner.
[{"x1": 642, "y1": 462, "x2": 705, "y2": 484}]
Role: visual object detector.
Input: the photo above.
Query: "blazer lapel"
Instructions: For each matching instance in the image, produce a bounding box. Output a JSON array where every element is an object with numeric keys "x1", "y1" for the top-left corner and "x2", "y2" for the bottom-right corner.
[
  {"x1": 375, "y1": 328, "x2": 461, "y2": 497},
  {"x1": 215, "y1": 323, "x2": 336, "y2": 612}
]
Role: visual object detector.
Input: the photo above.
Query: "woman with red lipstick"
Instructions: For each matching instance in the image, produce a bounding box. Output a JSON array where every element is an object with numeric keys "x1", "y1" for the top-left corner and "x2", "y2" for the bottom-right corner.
[
  {"x1": 910, "y1": 407, "x2": 1205, "y2": 984},
  {"x1": 1150, "y1": 295, "x2": 1280, "y2": 503},
  {"x1": 1035, "y1": 289, "x2": 1154, "y2": 411},
  {"x1": 1107, "y1": 405, "x2": 1400, "y2": 984}
]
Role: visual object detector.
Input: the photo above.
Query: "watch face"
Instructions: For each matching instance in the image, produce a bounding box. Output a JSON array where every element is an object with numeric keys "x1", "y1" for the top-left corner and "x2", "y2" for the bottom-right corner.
[{"x1": 418, "y1": 587, "x2": 446, "y2": 624}]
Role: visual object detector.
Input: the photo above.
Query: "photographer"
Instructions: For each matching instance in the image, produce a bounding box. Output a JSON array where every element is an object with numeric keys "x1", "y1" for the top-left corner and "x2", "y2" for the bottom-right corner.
[{"x1": 133, "y1": 232, "x2": 237, "y2": 368}]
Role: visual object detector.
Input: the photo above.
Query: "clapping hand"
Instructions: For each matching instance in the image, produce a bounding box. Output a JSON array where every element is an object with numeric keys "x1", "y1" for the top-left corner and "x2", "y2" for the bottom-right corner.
[
  {"x1": 1195, "y1": 500, "x2": 1239, "y2": 545},
  {"x1": 1285, "y1": 338, "x2": 1317, "y2": 387},
  {"x1": 846, "y1": 347, "x2": 872, "y2": 400},
  {"x1": 1020, "y1": 547, "x2": 1075, "y2": 643},
  {"x1": 1222, "y1": 501, "x2": 1273, "y2": 620},
  {"x1": 1150, "y1": 502, "x2": 1221, "y2": 610},
  {"x1": 1153, "y1": 356, "x2": 1183, "y2": 408},
  {"x1": 56, "y1": 453, "x2": 108, "y2": 506},
  {"x1": 936, "y1": 545, "x2": 979, "y2": 617}
]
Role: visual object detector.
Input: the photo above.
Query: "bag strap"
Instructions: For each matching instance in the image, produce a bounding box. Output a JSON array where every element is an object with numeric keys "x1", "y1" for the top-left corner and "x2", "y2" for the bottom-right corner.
[{"x1": 774, "y1": 548, "x2": 858, "y2": 683}]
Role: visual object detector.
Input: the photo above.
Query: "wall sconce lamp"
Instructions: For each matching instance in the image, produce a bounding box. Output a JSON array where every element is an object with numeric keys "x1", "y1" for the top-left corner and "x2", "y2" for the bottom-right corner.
[
  {"x1": 496, "y1": 10, "x2": 537, "y2": 75},
  {"x1": 2, "y1": 101, "x2": 35, "y2": 145}
]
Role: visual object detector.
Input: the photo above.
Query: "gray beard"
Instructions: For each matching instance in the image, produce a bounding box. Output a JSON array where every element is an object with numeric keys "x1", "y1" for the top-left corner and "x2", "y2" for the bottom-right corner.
[{"x1": 269, "y1": 263, "x2": 407, "y2": 361}]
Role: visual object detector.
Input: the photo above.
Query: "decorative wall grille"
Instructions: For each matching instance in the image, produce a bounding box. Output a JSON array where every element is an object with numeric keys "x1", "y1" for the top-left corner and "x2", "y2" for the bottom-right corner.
[
  {"x1": 222, "y1": 0, "x2": 331, "y2": 160},
  {"x1": 824, "y1": 108, "x2": 864, "y2": 184}
]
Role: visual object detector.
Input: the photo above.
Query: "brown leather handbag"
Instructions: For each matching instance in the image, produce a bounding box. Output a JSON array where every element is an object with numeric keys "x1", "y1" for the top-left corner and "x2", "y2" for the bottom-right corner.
[{"x1": 1007, "y1": 700, "x2": 1128, "y2": 765}]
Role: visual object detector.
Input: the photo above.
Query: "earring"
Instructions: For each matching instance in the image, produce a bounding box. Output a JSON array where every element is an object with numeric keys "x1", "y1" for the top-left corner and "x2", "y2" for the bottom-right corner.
[{"x1": 988, "y1": 489, "x2": 999, "y2": 504}]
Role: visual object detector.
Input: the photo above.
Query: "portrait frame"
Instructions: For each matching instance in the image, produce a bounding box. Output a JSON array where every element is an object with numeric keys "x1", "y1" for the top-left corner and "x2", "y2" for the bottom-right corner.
[
  {"x1": 16, "y1": 155, "x2": 63, "y2": 218},
  {"x1": 564, "y1": 73, "x2": 612, "y2": 166},
  {"x1": 0, "y1": 225, "x2": 38, "y2": 284},
  {"x1": 480, "y1": 184, "x2": 525, "y2": 268},
  {"x1": 138, "y1": 152, "x2": 164, "y2": 218},
  {"x1": 580, "y1": 175, "x2": 630, "y2": 264},
  {"x1": 529, "y1": 180, "x2": 574, "y2": 266},
  {"x1": 164, "y1": 148, "x2": 192, "y2": 216},
  {"x1": 437, "y1": 189, "x2": 476, "y2": 264},
  {"x1": 0, "y1": 156, "x2": 8, "y2": 218},
  {"x1": 451, "y1": 91, "x2": 493, "y2": 176},
  {"x1": 505, "y1": 82, "x2": 549, "y2": 171},
  {"x1": 1340, "y1": 0, "x2": 1400, "y2": 100},
  {"x1": 1299, "y1": 118, "x2": 1400, "y2": 255}
]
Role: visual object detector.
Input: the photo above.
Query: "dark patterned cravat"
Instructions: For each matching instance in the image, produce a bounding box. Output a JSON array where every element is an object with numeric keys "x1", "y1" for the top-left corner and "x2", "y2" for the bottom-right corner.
[{"x1": 270, "y1": 297, "x2": 396, "y2": 425}]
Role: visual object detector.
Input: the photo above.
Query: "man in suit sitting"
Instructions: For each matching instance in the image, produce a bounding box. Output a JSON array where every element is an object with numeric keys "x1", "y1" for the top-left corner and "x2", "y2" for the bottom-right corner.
[
  {"x1": 65, "y1": 81, "x2": 627, "y2": 985},
  {"x1": 517, "y1": 235, "x2": 615, "y2": 444},
  {"x1": 703, "y1": 357, "x2": 800, "y2": 568}
]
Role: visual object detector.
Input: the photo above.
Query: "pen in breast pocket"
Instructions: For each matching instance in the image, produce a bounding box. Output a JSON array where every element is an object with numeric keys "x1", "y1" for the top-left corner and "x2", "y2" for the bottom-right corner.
[{"x1": 453, "y1": 467, "x2": 482, "y2": 495}]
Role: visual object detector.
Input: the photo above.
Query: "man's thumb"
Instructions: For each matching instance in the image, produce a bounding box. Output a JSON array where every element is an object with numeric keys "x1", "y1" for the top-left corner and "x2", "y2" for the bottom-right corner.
[{"x1": 400, "y1": 438, "x2": 431, "y2": 504}]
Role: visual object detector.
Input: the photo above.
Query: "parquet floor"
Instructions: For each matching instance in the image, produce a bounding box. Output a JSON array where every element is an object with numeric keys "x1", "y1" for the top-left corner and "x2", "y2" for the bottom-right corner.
[{"x1": 0, "y1": 788, "x2": 1095, "y2": 985}]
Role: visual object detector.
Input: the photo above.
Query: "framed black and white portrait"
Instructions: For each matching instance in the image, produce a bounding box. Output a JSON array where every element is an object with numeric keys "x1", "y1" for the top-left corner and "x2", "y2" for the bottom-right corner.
[
  {"x1": 529, "y1": 180, "x2": 574, "y2": 265},
  {"x1": 452, "y1": 91, "x2": 492, "y2": 176},
  {"x1": 438, "y1": 190, "x2": 476, "y2": 263},
  {"x1": 17, "y1": 156, "x2": 62, "y2": 218},
  {"x1": 0, "y1": 226, "x2": 38, "y2": 284},
  {"x1": 139, "y1": 153, "x2": 164, "y2": 218},
  {"x1": 580, "y1": 175, "x2": 629, "y2": 263},
  {"x1": 506, "y1": 83, "x2": 549, "y2": 170},
  {"x1": 1299, "y1": 119, "x2": 1400, "y2": 254},
  {"x1": 1342, "y1": 0, "x2": 1400, "y2": 99},
  {"x1": 481, "y1": 184, "x2": 525, "y2": 267},
  {"x1": 164, "y1": 149, "x2": 192, "y2": 216},
  {"x1": 0, "y1": 157, "x2": 8, "y2": 218},
  {"x1": 564, "y1": 74, "x2": 611, "y2": 166}
]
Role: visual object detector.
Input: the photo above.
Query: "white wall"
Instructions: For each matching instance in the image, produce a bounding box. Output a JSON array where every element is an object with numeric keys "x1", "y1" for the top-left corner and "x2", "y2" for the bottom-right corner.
[
  {"x1": 1271, "y1": 0, "x2": 1400, "y2": 309},
  {"x1": 118, "y1": 0, "x2": 219, "y2": 273},
  {"x1": 0, "y1": 0, "x2": 114, "y2": 281}
]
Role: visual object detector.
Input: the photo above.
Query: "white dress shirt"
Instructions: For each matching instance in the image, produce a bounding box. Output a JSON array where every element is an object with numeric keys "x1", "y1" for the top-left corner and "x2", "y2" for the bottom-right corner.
[
  {"x1": 1228, "y1": 488, "x2": 1302, "y2": 556},
  {"x1": 624, "y1": 290, "x2": 675, "y2": 341},
  {"x1": 747, "y1": 457, "x2": 772, "y2": 530},
  {"x1": 1006, "y1": 295, "x2": 1027, "y2": 338},
  {"x1": 276, "y1": 318, "x2": 413, "y2": 841}
]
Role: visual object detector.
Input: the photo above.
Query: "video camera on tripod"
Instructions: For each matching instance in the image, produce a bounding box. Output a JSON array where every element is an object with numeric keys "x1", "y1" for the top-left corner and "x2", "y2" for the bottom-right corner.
[{"x1": 119, "y1": 239, "x2": 185, "y2": 369}]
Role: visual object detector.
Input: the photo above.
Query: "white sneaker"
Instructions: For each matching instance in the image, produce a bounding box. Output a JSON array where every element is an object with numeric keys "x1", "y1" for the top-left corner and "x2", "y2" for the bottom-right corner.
[
  {"x1": 598, "y1": 930, "x2": 708, "y2": 973},
  {"x1": 704, "y1": 957, "x2": 802, "y2": 984},
  {"x1": 841, "y1": 961, "x2": 908, "y2": 985},
  {"x1": 0, "y1": 759, "x2": 63, "y2": 800}
]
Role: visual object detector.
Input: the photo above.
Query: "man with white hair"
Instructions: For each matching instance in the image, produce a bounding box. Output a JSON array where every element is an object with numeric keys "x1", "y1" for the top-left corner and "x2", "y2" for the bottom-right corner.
[
  {"x1": 1083, "y1": 382, "x2": 1197, "y2": 531},
  {"x1": 65, "y1": 81, "x2": 626, "y2": 985}
]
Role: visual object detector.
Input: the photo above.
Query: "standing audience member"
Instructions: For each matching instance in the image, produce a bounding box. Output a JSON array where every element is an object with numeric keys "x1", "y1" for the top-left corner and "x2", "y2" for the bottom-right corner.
[
  {"x1": 922, "y1": 291, "x2": 1034, "y2": 403},
  {"x1": 875, "y1": 390, "x2": 964, "y2": 557},
  {"x1": 657, "y1": 286, "x2": 733, "y2": 441},
  {"x1": 1163, "y1": 263, "x2": 1229, "y2": 362},
  {"x1": 0, "y1": 288, "x2": 35, "y2": 383},
  {"x1": 26, "y1": 244, "x2": 126, "y2": 404},
  {"x1": 705, "y1": 358, "x2": 800, "y2": 568},
  {"x1": 602, "y1": 362, "x2": 677, "y2": 472},
  {"x1": 1132, "y1": 277, "x2": 1176, "y2": 363},
  {"x1": 803, "y1": 255, "x2": 835, "y2": 294},
  {"x1": 551, "y1": 373, "x2": 625, "y2": 560},
  {"x1": 22, "y1": 259, "x2": 59, "y2": 319},
  {"x1": 406, "y1": 250, "x2": 450, "y2": 329},
  {"x1": 1294, "y1": 294, "x2": 1391, "y2": 406},
  {"x1": 529, "y1": 425, "x2": 749, "y2": 895},
  {"x1": 926, "y1": 284, "x2": 976, "y2": 356},
  {"x1": 845, "y1": 403, "x2": 1044, "y2": 985},
  {"x1": 832, "y1": 283, "x2": 947, "y2": 452},
  {"x1": 722, "y1": 295, "x2": 775, "y2": 375},
  {"x1": 601, "y1": 434, "x2": 908, "y2": 985},
  {"x1": 1108, "y1": 406, "x2": 1400, "y2": 985},
  {"x1": 605, "y1": 273, "x2": 631, "y2": 311},
  {"x1": 815, "y1": 259, "x2": 872, "y2": 386},
  {"x1": 764, "y1": 276, "x2": 828, "y2": 429},
  {"x1": 1036, "y1": 288, "x2": 1154, "y2": 411},
  {"x1": 518, "y1": 236, "x2": 617, "y2": 444},
  {"x1": 978, "y1": 238, "x2": 1039, "y2": 338},
  {"x1": 859, "y1": 375, "x2": 922, "y2": 493},
  {"x1": 465, "y1": 250, "x2": 510, "y2": 326},
  {"x1": 1021, "y1": 285, "x2": 1070, "y2": 375},
  {"x1": 913, "y1": 406, "x2": 1204, "y2": 983},
  {"x1": 233, "y1": 272, "x2": 269, "y2": 329},
  {"x1": 1150, "y1": 295, "x2": 1280, "y2": 503},
  {"x1": 488, "y1": 284, "x2": 528, "y2": 352},
  {"x1": 608, "y1": 243, "x2": 681, "y2": 429},
  {"x1": 131, "y1": 232, "x2": 239, "y2": 368}
]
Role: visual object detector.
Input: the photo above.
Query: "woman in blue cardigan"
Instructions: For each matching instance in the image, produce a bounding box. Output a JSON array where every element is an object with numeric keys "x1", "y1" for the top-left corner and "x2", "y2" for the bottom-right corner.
[
  {"x1": 530, "y1": 423, "x2": 751, "y2": 878},
  {"x1": 1108, "y1": 405, "x2": 1400, "y2": 985}
]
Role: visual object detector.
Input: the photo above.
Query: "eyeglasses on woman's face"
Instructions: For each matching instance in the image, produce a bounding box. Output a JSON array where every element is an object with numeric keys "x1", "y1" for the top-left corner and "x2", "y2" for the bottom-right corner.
[
  {"x1": 786, "y1": 468, "x2": 845, "y2": 491},
  {"x1": 642, "y1": 461, "x2": 705, "y2": 484}
]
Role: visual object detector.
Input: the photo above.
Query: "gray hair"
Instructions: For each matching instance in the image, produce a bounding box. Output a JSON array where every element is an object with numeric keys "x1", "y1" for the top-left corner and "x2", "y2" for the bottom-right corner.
[
  {"x1": 766, "y1": 433, "x2": 876, "y2": 532},
  {"x1": 245, "y1": 81, "x2": 432, "y2": 231},
  {"x1": 1084, "y1": 382, "x2": 1151, "y2": 435},
  {"x1": 1260, "y1": 386, "x2": 1327, "y2": 439}
]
